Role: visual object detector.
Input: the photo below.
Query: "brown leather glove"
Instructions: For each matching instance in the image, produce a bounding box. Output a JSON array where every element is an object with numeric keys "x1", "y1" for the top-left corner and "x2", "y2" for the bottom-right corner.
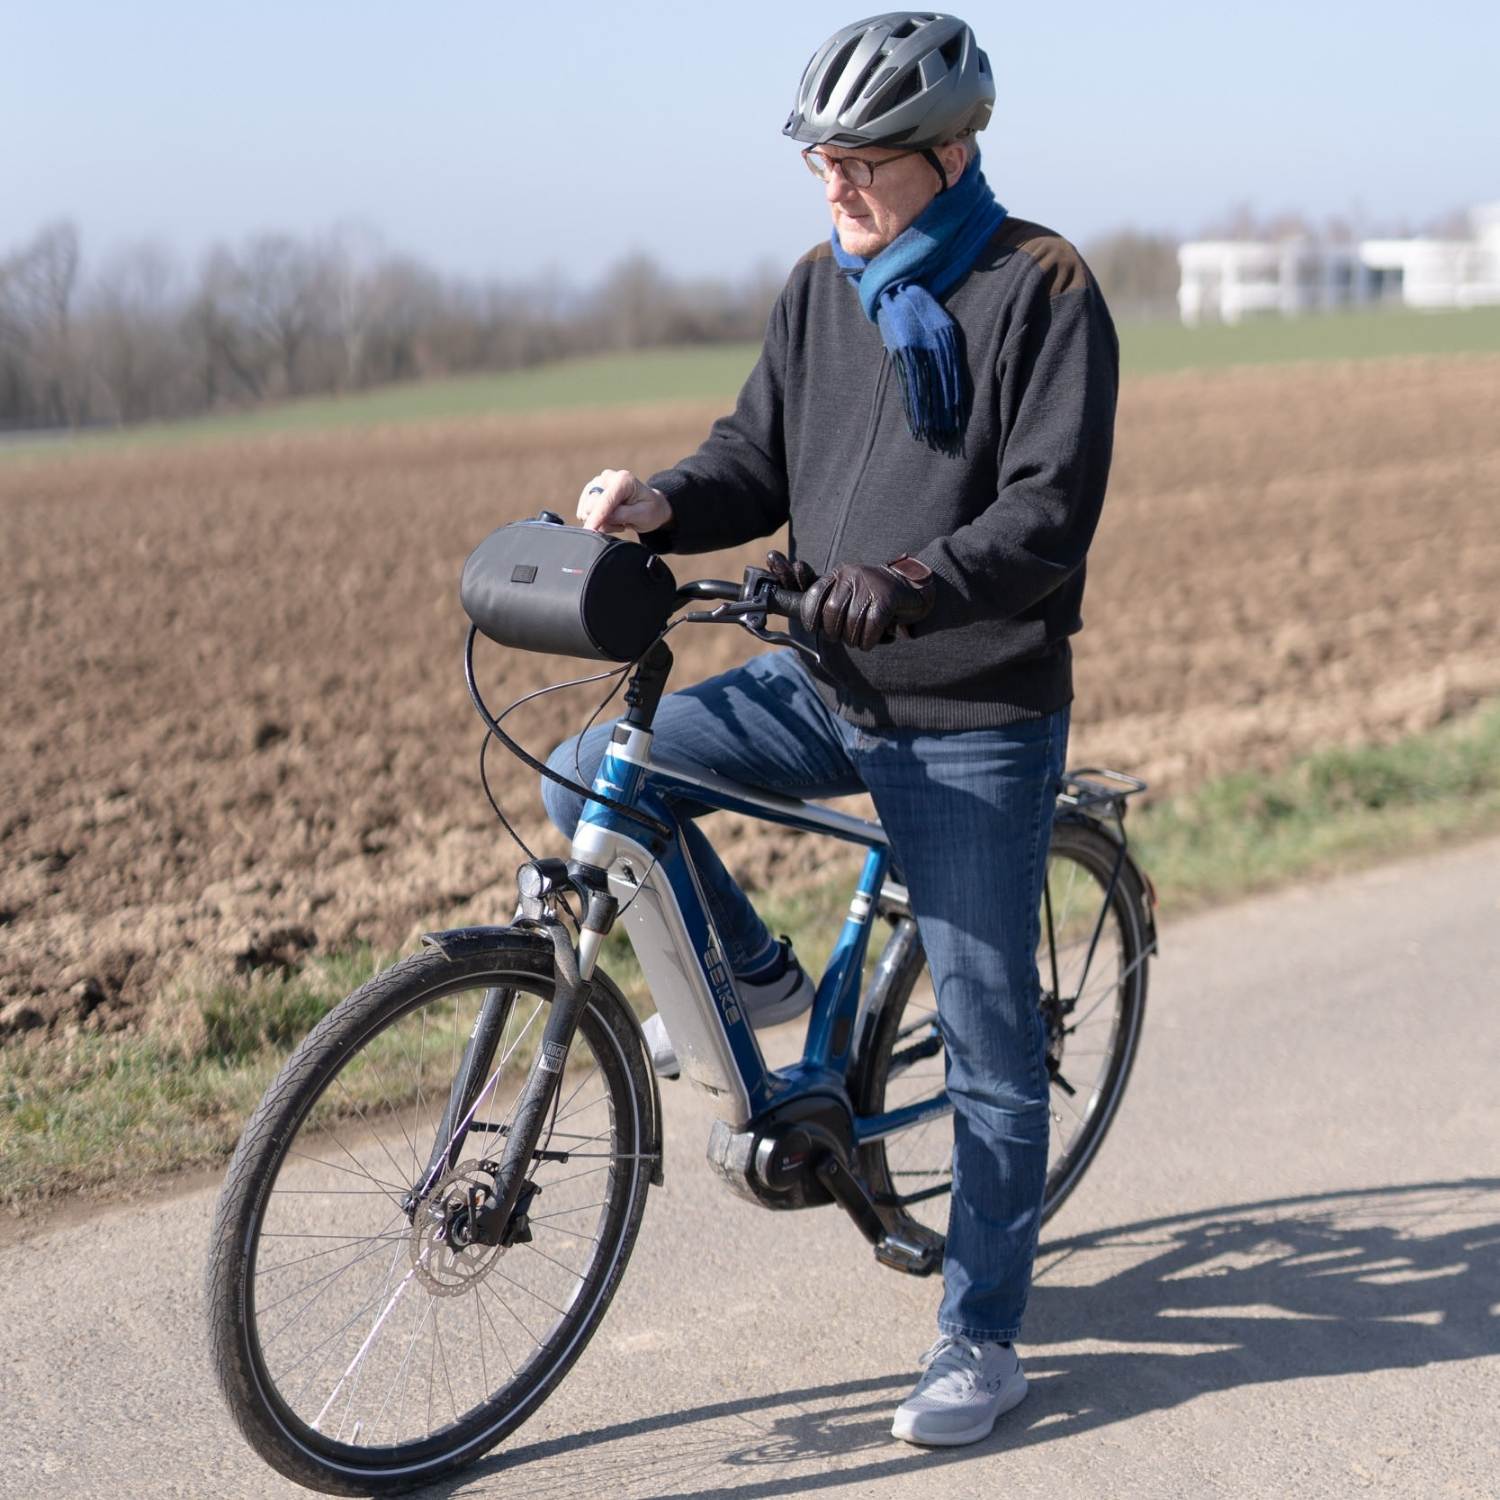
[
  {"x1": 765, "y1": 549, "x2": 817, "y2": 592},
  {"x1": 799, "y1": 555, "x2": 936, "y2": 651}
]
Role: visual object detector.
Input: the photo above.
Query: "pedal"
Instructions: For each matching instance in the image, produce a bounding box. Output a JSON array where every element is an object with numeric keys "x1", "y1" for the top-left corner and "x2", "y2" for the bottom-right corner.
[{"x1": 874, "y1": 1222, "x2": 944, "y2": 1277}]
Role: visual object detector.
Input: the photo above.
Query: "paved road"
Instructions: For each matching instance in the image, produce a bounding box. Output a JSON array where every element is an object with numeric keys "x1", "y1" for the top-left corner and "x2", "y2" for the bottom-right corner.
[{"x1": 4, "y1": 837, "x2": 1498, "y2": 1500}]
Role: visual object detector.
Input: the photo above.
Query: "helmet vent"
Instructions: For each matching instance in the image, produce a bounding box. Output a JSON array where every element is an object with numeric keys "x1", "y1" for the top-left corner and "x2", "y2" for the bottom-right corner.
[
  {"x1": 819, "y1": 36, "x2": 863, "y2": 111},
  {"x1": 886, "y1": 69, "x2": 923, "y2": 110},
  {"x1": 939, "y1": 36, "x2": 963, "y2": 69}
]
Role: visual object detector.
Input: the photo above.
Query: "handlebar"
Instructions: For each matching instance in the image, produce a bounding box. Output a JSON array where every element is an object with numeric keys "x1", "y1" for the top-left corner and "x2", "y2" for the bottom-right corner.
[
  {"x1": 674, "y1": 576, "x2": 804, "y2": 620},
  {"x1": 672, "y1": 570, "x2": 817, "y2": 665}
]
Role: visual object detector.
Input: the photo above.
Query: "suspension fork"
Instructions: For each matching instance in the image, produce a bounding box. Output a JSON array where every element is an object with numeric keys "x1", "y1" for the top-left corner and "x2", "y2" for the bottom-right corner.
[
  {"x1": 405, "y1": 982, "x2": 518, "y2": 1212},
  {"x1": 466, "y1": 917, "x2": 604, "y2": 1245}
]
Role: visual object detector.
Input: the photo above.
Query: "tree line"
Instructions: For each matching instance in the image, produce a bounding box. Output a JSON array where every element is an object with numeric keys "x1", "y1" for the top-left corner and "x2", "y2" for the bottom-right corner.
[
  {"x1": 0, "y1": 218, "x2": 1191, "y2": 434},
  {"x1": 0, "y1": 222, "x2": 791, "y2": 433}
]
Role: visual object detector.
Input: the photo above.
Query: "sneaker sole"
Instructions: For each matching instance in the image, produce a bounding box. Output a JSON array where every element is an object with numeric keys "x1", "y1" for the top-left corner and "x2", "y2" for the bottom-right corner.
[{"x1": 890, "y1": 1373, "x2": 1028, "y2": 1447}]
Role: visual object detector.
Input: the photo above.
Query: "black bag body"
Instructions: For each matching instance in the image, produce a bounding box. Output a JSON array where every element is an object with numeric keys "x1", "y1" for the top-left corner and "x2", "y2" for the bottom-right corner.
[{"x1": 460, "y1": 515, "x2": 678, "y2": 662}]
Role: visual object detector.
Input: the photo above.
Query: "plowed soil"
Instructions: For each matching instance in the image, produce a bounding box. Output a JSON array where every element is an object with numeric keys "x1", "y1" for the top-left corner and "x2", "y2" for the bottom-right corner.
[{"x1": 4, "y1": 355, "x2": 1499, "y2": 1034}]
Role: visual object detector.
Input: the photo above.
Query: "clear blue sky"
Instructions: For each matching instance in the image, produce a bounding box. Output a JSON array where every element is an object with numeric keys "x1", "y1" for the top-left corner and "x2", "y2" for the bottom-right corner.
[{"x1": 4, "y1": 0, "x2": 1497, "y2": 286}]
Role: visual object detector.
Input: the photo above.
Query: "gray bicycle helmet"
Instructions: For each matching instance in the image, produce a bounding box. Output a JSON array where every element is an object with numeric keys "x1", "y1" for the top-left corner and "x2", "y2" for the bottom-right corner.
[{"x1": 783, "y1": 12, "x2": 994, "y2": 150}]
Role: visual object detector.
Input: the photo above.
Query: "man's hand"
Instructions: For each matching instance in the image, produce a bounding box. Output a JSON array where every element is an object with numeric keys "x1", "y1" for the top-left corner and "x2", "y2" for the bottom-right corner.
[
  {"x1": 800, "y1": 555, "x2": 936, "y2": 651},
  {"x1": 765, "y1": 549, "x2": 816, "y2": 593},
  {"x1": 577, "y1": 469, "x2": 672, "y2": 537}
]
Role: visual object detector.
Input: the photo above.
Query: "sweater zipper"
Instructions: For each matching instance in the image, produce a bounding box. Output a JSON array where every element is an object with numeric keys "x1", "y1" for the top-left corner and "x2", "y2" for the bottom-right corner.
[{"x1": 822, "y1": 351, "x2": 890, "y2": 570}]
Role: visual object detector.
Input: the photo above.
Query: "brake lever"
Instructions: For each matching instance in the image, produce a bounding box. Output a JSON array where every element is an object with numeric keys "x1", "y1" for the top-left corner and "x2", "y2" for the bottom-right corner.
[
  {"x1": 745, "y1": 622, "x2": 822, "y2": 667},
  {"x1": 679, "y1": 598, "x2": 822, "y2": 667}
]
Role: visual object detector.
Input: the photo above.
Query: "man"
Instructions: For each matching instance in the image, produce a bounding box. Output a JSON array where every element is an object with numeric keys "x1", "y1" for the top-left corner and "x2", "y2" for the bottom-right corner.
[{"x1": 546, "y1": 11, "x2": 1117, "y2": 1447}]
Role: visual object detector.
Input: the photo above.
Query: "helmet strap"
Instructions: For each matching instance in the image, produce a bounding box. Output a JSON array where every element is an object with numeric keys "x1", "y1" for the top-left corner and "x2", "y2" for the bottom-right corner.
[{"x1": 921, "y1": 148, "x2": 950, "y2": 194}]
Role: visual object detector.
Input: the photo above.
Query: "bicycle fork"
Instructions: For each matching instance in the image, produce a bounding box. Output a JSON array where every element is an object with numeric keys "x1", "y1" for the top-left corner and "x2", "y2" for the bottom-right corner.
[{"x1": 405, "y1": 911, "x2": 609, "y2": 1248}]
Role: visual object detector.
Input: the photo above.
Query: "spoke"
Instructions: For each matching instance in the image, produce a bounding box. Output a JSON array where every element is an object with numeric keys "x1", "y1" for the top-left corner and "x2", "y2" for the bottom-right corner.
[
  {"x1": 475, "y1": 1269, "x2": 490, "y2": 1402},
  {"x1": 333, "y1": 1050, "x2": 417, "y2": 1188},
  {"x1": 256, "y1": 1234, "x2": 402, "y2": 1318},
  {"x1": 269, "y1": 1257, "x2": 412, "y2": 1374},
  {"x1": 434, "y1": 1299, "x2": 461, "y2": 1431},
  {"x1": 550, "y1": 1064, "x2": 601, "y2": 1124},
  {"x1": 475, "y1": 1283, "x2": 517, "y2": 1376},
  {"x1": 333, "y1": 1074, "x2": 420, "y2": 1193},
  {"x1": 371, "y1": 1291, "x2": 431, "y2": 1446},
  {"x1": 270, "y1": 1187, "x2": 397, "y2": 1196},
  {"x1": 537, "y1": 1163, "x2": 610, "y2": 1189},
  {"x1": 285, "y1": 1149, "x2": 406, "y2": 1197},
  {"x1": 416, "y1": 1005, "x2": 433, "y2": 1162},
  {"x1": 1068, "y1": 945, "x2": 1149, "y2": 1028},
  {"x1": 426, "y1": 1289, "x2": 439, "y2": 1437},
  {"x1": 527, "y1": 1199, "x2": 609, "y2": 1223},
  {"x1": 1050, "y1": 857, "x2": 1085, "y2": 941},
  {"x1": 258, "y1": 1221, "x2": 405, "y2": 1276},
  {"x1": 491, "y1": 1264, "x2": 571, "y2": 1318},
  {"x1": 346, "y1": 1048, "x2": 422, "y2": 1177},
  {"x1": 328, "y1": 1238, "x2": 407, "y2": 1442},
  {"x1": 260, "y1": 1230, "x2": 408, "y2": 1242},
  {"x1": 551, "y1": 1093, "x2": 609, "y2": 1130},
  {"x1": 483, "y1": 1277, "x2": 542, "y2": 1344},
  {"x1": 531, "y1": 1221, "x2": 601, "y2": 1247}
]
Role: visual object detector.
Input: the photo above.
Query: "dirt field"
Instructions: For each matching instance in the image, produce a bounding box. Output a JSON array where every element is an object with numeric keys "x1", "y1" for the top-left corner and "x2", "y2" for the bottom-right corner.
[{"x1": 4, "y1": 355, "x2": 1499, "y2": 1035}]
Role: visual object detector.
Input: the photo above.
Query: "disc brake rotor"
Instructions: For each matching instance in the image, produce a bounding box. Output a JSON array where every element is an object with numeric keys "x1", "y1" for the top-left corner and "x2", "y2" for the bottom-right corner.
[{"x1": 409, "y1": 1160, "x2": 503, "y2": 1297}]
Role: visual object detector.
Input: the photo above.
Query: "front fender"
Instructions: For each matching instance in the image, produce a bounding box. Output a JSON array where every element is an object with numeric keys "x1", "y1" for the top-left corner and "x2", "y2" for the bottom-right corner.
[{"x1": 419, "y1": 923, "x2": 551, "y2": 965}]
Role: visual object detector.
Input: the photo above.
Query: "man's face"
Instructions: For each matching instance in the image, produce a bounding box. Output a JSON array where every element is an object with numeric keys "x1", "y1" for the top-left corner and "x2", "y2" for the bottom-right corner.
[{"x1": 816, "y1": 141, "x2": 968, "y2": 256}]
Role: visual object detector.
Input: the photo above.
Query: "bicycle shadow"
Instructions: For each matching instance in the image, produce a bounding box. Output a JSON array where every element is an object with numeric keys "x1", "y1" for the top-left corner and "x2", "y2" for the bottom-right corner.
[{"x1": 416, "y1": 1177, "x2": 1500, "y2": 1498}]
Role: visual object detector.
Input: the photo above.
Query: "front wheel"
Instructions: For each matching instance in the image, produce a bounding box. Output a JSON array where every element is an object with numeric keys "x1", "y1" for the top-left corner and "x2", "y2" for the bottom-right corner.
[
  {"x1": 206, "y1": 935, "x2": 654, "y2": 1496},
  {"x1": 854, "y1": 818, "x2": 1152, "y2": 1240}
]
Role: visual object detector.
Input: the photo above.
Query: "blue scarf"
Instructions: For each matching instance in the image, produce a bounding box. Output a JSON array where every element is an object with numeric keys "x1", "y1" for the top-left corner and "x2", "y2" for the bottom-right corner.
[{"x1": 830, "y1": 153, "x2": 1007, "y2": 455}]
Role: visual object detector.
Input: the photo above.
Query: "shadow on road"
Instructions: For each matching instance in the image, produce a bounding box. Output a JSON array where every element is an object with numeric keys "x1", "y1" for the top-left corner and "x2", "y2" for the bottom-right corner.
[{"x1": 418, "y1": 1177, "x2": 1499, "y2": 1498}]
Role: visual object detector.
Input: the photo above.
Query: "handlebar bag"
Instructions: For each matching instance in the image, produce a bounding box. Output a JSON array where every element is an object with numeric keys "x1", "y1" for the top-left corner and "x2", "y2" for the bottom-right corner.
[{"x1": 460, "y1": 516, "x2": 678, "y2": 662}]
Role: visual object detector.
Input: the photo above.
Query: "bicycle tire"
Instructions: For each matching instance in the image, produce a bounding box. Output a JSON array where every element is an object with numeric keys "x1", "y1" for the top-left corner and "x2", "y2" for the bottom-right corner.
[
  {"x1": 853, "y1": 817, "x2": 1151, "y2": 1238},
  {"x1": 206, "y1": 935, "x2": 653, "y2": 1496}
]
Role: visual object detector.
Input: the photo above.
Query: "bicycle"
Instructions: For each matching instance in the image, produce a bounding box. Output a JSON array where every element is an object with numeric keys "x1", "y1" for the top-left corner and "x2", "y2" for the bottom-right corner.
[{"x1": 207, "y1": 517, "x2": 1157, "y2": 1495}]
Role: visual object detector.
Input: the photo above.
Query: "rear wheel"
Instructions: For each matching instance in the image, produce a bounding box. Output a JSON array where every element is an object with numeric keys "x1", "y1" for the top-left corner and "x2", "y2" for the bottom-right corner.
[
  {"x1": 206, "y1": 936, "x2": 653, "y2": 1496},
  {"x1": 854, "y1": 818, "x2": 1151, "y2": 1239}
]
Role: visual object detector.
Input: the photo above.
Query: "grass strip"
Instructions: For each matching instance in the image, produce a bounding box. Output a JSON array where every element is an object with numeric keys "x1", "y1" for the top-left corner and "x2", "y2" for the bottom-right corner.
[
  {"x1": 4, "y1": 699, "x2": 1499, "y2": 1212},
  {"x1": 1130, "y1": 698, "x2": 1500, "y2": 911},
  {"x1": 6, "y1": 306, "x2": 1500, "y2": 460}
]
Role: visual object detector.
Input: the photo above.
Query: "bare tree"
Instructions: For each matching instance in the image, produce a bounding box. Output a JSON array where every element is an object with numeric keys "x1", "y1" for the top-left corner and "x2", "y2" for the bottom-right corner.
[
  {"x1": 88, "y1": 242, "x2": 183, "y2": 423},
  {"x1": 1, "y1": 221, "x2": 84, "y2": 425}
]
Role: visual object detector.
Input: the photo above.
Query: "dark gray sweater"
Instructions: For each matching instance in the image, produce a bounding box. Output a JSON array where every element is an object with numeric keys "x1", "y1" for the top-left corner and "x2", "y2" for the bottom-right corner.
[{"x1": 644, "y1": 218, "x2": 1119, "y2": 731}]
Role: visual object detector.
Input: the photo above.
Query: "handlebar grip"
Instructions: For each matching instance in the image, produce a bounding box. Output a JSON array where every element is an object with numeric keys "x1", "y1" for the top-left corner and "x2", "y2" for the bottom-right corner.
[{"x1": 767, "y1": 586, "x2": 804, "y2": 620}]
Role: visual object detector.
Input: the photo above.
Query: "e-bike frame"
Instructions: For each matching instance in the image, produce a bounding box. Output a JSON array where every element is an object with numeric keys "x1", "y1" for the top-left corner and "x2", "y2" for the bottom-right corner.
[{"x1": 568, "y1": 641, "x2": 944, "y2": 1142}]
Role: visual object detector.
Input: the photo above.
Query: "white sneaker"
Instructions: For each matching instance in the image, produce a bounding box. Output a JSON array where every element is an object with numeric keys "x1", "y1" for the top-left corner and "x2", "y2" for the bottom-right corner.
[
  {"x1": 891, "y1": 1335, "x2": 1028, "y2": 1447},
  {"x1": 642, "y1": 939, "x2": 814, "y2": 1079}
]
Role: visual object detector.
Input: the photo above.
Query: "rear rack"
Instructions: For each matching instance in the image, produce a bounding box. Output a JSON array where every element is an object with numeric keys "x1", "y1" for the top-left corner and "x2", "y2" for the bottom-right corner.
[{"x1": 1056, "y1": 767, "x2": 1149, "y2": 822}]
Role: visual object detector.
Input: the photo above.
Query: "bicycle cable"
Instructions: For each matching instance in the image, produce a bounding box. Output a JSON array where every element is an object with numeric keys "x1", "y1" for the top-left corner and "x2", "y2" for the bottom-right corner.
[
  {"x1": 475, "y1": 659, "x2": 632, "y2": 864},
  {"x1": 464, "y1": 626, "x2": 673, "y2": 843}
]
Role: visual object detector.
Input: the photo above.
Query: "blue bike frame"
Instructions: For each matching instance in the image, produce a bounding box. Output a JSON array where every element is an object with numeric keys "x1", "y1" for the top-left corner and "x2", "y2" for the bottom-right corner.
[{"x1": 568, "y1": 719, "x2": 952, "y2": 1145}]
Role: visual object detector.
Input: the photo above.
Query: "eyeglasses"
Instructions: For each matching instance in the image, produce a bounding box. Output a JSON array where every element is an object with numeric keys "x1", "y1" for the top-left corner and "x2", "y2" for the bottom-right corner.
[{"x1": 801, "y1": 147, "x2": 912, "y2": 189}]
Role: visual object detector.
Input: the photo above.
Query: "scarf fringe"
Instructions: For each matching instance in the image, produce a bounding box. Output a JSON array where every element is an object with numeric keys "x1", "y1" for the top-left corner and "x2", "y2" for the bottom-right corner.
[{"x1": 891, "y1": 329, "x2": 967, "y2": 457}]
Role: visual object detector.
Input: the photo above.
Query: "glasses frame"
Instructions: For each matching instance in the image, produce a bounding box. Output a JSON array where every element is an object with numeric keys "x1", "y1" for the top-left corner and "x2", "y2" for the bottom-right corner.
[{"x1": 800, "y1": 146, "x2": 916, "y2": 190}]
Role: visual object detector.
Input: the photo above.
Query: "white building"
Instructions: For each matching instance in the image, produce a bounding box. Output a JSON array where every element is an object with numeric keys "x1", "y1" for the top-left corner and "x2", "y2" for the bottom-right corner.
[{"x1": 1177, "y1": 203, "x2": 1500, "y2": 324}]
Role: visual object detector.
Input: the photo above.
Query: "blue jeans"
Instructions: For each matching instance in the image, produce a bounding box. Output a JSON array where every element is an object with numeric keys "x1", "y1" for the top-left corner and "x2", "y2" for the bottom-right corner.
[{"x1": 542, "y1": 650, "x2": 1069, "y2": 1342}]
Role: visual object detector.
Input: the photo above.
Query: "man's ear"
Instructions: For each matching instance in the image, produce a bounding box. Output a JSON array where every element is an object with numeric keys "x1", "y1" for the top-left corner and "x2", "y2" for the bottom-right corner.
[{"x1": 938, "y1": 139, "x2": 969, "y2": 187}]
